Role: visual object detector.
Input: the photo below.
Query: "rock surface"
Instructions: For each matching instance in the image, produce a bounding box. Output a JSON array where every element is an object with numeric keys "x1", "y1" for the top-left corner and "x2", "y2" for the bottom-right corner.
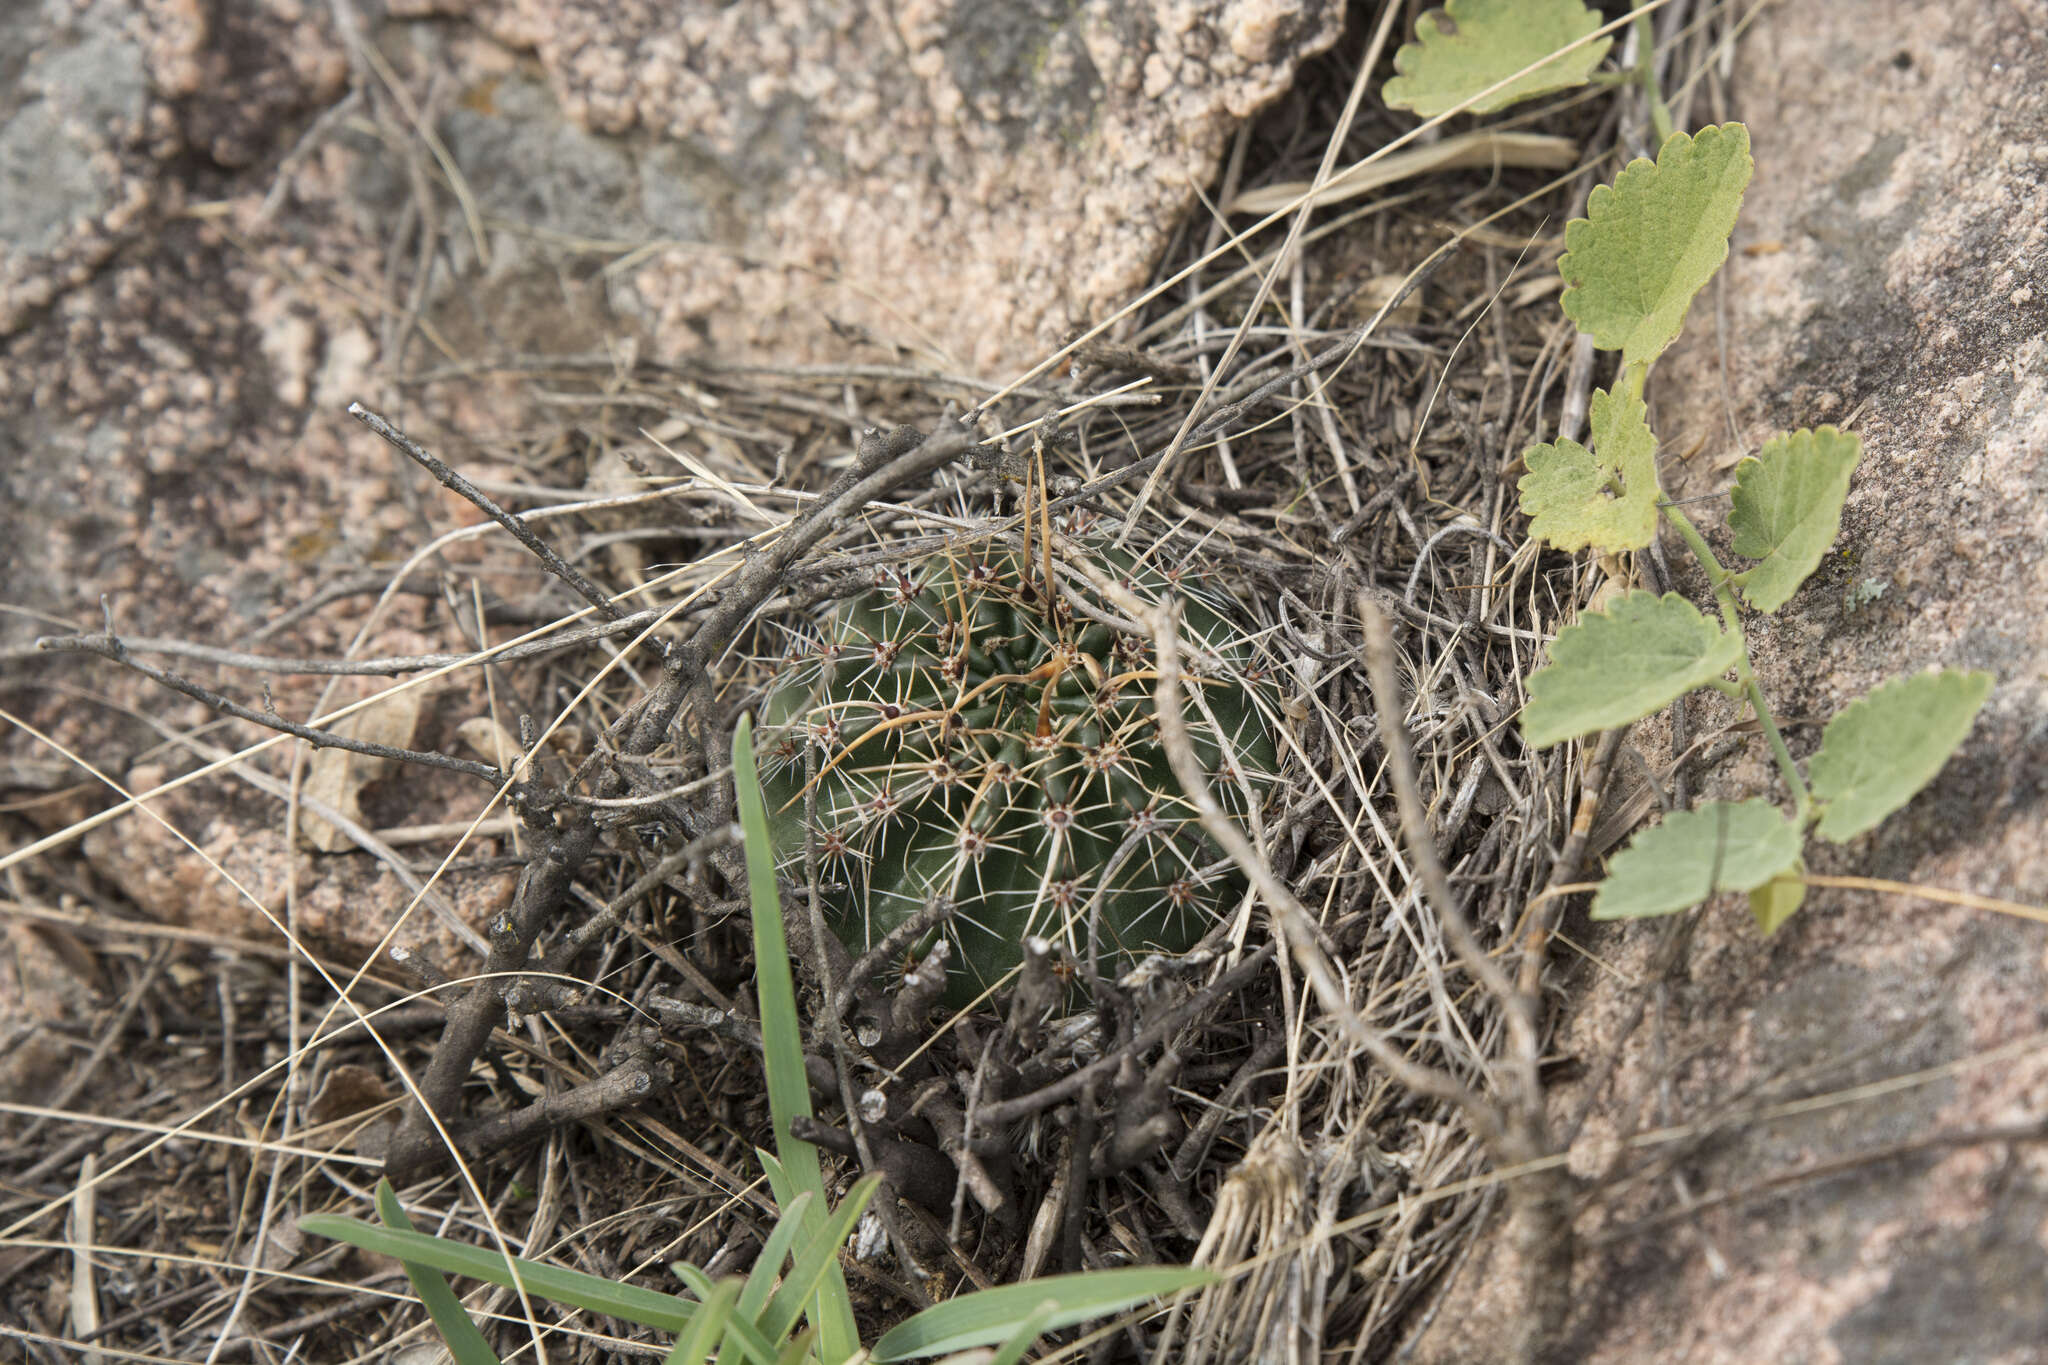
[
  {"x1": 385, "y1": 0, "x2": 1344, "y2": 374},
  {"x1": 1412, "y1": 3, "x2": 2048, "y2": 1362},
  {"x1": 1, "y1": 0, "x2": 1337, "y2": 960}
]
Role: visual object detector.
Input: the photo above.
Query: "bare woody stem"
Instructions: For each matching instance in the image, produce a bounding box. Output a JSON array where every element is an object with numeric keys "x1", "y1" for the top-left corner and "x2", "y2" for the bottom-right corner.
[
  {"x1": 38, "y1": 610, "x2": 667, "y2": 676},
  {"x1": 350, "y1": 401, "x2": 628, "y2": 625},
  {"x1": 38, "y1": 633, "x2": 504, "y2": 784}
]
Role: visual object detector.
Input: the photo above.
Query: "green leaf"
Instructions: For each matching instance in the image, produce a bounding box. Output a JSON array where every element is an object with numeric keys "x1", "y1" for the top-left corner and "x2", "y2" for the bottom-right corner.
[
  {"x1": 669, "y1": 1260, "x2": 718, "y2": 1300},
  {"x1": 1749, "y1": 868, "x2": 1806, "y2": 935},
  {"x1": 1521, "y1": 591, "x2": 1743, "y2": 748},
  {"x1": 298, "y1": 1214, "x2": 701, "y2": 1332},
  {"x1": 373, "y1": 1180, "x2": 502, "y2": 1365},
  {"x1": 1561, "y1": 123, "x2": 1753, "y2": 367},
  {"x1": 1518, "y1": 379, "x2": 1661, "y2": 552},
  {"x1": 668, "y1": 1263, "x2": 778, "y2": 1365},
  {"x1": 986, "y1": 1299, "x2": 1061, "y2": 1365},
  {"x1": 760, "y1": 1176, "x2": 882, "y2": 1345},
  {"x1": 664, "y1": 1277, "x2": 741, "y2": 1365},
  {"x1": 1726, "y1": 426, "x2": 1863, "y2": 612},
  {"x1": 869, "y1": 1265, "x2": 1217, "y2": 1362},
  {"x1": 736, "y1": 1191, "x2": 814, "y2": 1328},
  {"x1": 1383, "y1": 0, "x2": 1612, "y2": 117},
  {"x1": 1809, "y1": 670, "x2": 1994, "y2": 841},
  {"x1": 705, "y1": 1309, "x2": 780, "y2": 1365},
  {"x1": 731, "y1": 715, "x2": 860, "y2": 1358},
  {"x1": 1592, "y1": 801, "x2": 1803, "y2": 920}
]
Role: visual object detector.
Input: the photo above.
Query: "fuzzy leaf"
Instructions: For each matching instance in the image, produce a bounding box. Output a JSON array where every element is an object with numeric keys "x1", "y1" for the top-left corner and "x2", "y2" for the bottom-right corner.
[
  {"x1": 1726, "y1": 426, "x2": 1863, "y2": 612},
  {"x1": 1518, "y1": 380, "x2": 1660, "y2": 552},
  {"x1": 1383, "y1": 0, "x2": 1612, "y2": 117},
  {"x1": 1561, "y1": 123, "x2": 1753, "y2": 367},
  {"x1": 1809, "y1": 670, "x2": 1993, "y2": 841},
  {"x1": 1593, "y1": 801, "x2": 1803, "y2": 920},
  {"x1": 1749, "y1": 868, "x2": 1806, "y2": 934},
  {"x1": 1521, "y1": 591, "x2": 1743, "y2": 748}
]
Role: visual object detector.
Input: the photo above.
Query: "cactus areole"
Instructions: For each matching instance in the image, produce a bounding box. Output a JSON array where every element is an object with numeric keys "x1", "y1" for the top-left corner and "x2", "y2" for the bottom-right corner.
[{"x1": 755, "y1": 536, "x2": 1276, "y2": 1005}]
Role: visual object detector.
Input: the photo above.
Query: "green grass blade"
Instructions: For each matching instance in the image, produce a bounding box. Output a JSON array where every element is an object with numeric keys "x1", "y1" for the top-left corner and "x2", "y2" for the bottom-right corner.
[
  {"x1": 734, "y1": 715, "x2": 824, "y2": 1181},
  {"x1": 371, "y1": 1180, "x2": 502, "y2": 1365},
  {"x1": 732, "y1": 714, "x2": 860, "y2": 1359},
  {"x1": 984, "y1": 1298, "x2": 1059, "y2": 1365},
  {"x1": 761, "y1": 1175, "x2": 882, "y2": 1343},
  {"x1": 663, "y1": 1261, "x2": 781, "y2": 1365},
  {"x1": 671, "y1": 1261, "x2": 719, "y2": 1299},
  {"x1": 666, "y1": 1250, "x2": 782, "y2": 1365},
  {"x1": 756, "y1": 1148, "x2": 795, "y2": 1204},
  {"x1": 666, "y1": 1276, "x2": 743, "y2": 1365},
  {"x1": 869, "y1": 1265, "x2": 1218, "y2": 1361},
  {"x1": 711, "y1": 1308, "x2": 783, "y2": 1365},
  {"x1": 300, "y1": 1214, "x2": 700, "y2": 1332},
  {"x1": 738, "y1": 1191, "x2": 814, "y2": 1326},
  {"x1": 672, "y1": 1260, "x2": 773, "y2": 1365}
]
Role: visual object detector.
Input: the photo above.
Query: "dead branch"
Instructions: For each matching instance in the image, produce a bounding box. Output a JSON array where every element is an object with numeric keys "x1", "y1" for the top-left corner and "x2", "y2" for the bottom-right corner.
[
  {"x1": 351, "y1": 402, "x2": 628, "y2": 624},
  {"x1": 40, "y1": 609, "x2": 667, "y2": 676},
  {"x1": 37, "y1": 633, "x2": 504, "y2": 784}
]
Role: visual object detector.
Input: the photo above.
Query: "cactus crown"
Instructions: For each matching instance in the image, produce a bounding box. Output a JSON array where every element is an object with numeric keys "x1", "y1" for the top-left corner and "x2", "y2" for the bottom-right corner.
[{"x1": 754, "y1": 526, "x2": 1277, "y2": 1005}]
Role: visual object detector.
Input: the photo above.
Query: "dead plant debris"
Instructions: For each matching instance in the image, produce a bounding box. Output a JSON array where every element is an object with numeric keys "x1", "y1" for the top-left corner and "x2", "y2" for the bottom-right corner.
[{"x1": 0, "y1": 8, "x2": 1765, "y2": 1363}]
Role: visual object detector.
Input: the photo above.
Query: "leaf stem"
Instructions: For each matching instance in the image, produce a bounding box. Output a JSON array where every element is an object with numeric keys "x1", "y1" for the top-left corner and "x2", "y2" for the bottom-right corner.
[
  {"x1": 1662, "y1": 506, "x2": 1811, "y2": 821},
  {"x1": 1633, "y1": 10, "x2": 1675, "y2": 146},
  {"x1": 1660, "y1": 505, "x2": 1729, "y2": 602},
  {"x1": 1742, "y1": 669, "x2": 1811, "y2": 823},
  {"x1": 1621, "y1": 360, "x2": 1648, "y2": 404}
]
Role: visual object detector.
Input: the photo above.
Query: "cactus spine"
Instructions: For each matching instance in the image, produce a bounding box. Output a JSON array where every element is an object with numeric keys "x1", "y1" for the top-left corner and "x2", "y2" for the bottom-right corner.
[{"x1": 756, "y1": 530, "x2": 1276, "y2": 1004}]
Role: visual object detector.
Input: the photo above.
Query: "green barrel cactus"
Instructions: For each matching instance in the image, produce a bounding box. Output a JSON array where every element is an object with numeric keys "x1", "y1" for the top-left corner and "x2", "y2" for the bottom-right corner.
[{"x1": 754, "y1": 533, "x2": 1276, "y2": 1004}]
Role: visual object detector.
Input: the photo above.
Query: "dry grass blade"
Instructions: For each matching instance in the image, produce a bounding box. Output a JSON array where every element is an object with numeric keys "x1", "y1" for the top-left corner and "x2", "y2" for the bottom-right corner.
[{"x1": 0, "y1": 6, "x2": 1769, "y2": 1363}]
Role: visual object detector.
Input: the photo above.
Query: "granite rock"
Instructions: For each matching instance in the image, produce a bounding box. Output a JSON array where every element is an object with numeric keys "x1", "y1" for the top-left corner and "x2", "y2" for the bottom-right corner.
[{"x1": 1411, "y1": 3, "x2": 2048, "y2": 1361}]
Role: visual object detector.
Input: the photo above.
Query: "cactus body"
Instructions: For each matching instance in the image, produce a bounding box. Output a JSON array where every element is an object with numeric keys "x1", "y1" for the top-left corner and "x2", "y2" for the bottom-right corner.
[{"x1": 756, "y1": 535, "x2": 1275, "y2": 1004}]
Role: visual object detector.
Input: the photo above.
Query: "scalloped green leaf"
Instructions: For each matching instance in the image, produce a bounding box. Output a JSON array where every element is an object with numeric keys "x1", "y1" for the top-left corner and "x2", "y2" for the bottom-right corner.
[
  {"x1": 1726, "y1": 426, "x2": 1863, "y2": 612},
  {"x1": 1383, "y1": 0, "x2": 1612, "y2": 117},
  {"x1": 1518, "y1": 380, "x2": 1660, "y2": 552},
  {"x1": 1561, "y1": 123, "x2": 1753, "y2": 367},
  {"x1": 1521, "y1": 591, "x2": 1743, "y2": 748},
  {"x1": 1809, "y1": 670, "x2": 1993, "y2": 841},
  {"x1": 1592, "y1": 801, "x2": 1803, "y2": 920},
  {"x1": 1749, "y1": 867, "x2": 1806, "y2": 935}
]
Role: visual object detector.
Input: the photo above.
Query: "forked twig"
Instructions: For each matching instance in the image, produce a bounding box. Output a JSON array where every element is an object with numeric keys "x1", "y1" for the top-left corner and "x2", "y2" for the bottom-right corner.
[{"x1": 350, "y1": 402, "x2": 629, "y2": 625}]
